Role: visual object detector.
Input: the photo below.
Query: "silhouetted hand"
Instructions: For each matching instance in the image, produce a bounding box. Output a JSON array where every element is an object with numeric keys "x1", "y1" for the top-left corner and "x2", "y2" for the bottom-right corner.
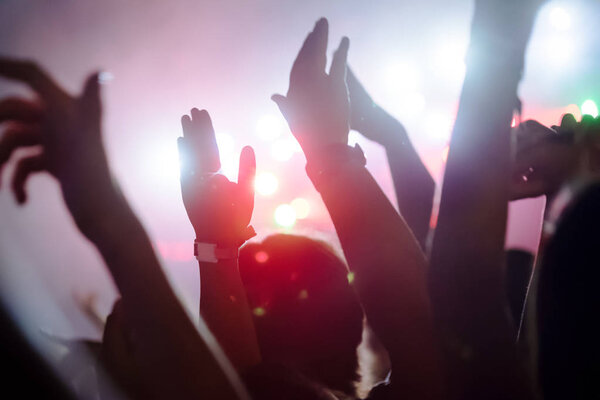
[
  {"x1": 511, "y1": 115, "x2": 579, "y2": 200},
  {"x1": 178, "y1": 108, "x2": 256, "y2": 246},
  {"x1": 346, "y1": 68, "x2": 406, "y2": 146},
  {"x1": 0, "y1": 58, "x2": 108, "y2": 205},
  {"x1": 272, "y1": 18, "x2": 350, "y2": 162}
]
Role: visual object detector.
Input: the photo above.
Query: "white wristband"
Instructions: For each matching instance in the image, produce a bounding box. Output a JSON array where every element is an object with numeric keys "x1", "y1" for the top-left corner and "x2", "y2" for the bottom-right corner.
[{"x1": 194, "y1": 241, "x2": 238, "y2": 263}]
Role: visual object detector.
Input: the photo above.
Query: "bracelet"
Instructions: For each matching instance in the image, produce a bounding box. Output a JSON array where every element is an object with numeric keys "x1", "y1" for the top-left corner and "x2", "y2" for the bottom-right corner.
[{"x1": 194, "y1": 241, "x2": 239, "y2": 263}]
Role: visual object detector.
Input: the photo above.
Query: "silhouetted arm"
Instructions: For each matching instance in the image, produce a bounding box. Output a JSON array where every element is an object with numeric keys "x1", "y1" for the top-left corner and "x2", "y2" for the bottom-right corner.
[
  {"x1": 272, "y1": 19, "x2": 444, "y2": 399},
  {"x1": 347, "y1": 68, "x2": 435, "y2": 249},
  {"x1": 0, "y1": 58, "x2": 248, "y2": 400},
  {"x1": 178, "y1": 108, "x2": 261, "y2": 371},
  {"x1": 427, "y1": 1, "x2": 543, "y2": 399}
]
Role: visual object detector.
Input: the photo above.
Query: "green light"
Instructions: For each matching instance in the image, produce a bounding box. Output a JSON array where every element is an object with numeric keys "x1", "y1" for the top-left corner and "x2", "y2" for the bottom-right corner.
[
  {"x1": 347, "y1": 272, "x2": 355, "y2": 284},
  {"x1": 253, "y1": 307, "x2": 266, "y2": 317},
  {"x1": 581, "y1": 99, "x2": 598, "y2": 118}
]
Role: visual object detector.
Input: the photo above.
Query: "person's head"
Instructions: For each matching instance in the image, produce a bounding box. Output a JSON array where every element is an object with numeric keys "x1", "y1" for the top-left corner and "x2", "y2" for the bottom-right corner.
[{"x1": 239, "y1": 234, "x2": 364, "y2": 395}]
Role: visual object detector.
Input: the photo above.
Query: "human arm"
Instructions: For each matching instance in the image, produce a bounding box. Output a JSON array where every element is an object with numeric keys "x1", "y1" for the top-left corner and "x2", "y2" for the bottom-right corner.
[
  {"x1": 272, "y1": 19, "x2": 444, "y2": 399},
  {"x1": 178, "y1": 108, "x2": 261, "y2": 371},
  {"x1": 347, "y1": 68, "x2": 435, "y2": 249},
  {"x1": 0, "y1": 58, "x2": 248, "y2": 400},
  {"x1": 427, "y1": 1, "x2": 543, "y2": 399}
]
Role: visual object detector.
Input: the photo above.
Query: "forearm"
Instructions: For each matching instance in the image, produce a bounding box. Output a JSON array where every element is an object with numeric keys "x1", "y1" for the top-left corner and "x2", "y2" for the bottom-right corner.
[
  {"x1": 383, "y1": 124, "x2": 435, "y2": 250},
  {"x1": 428, "y1": 2, "x2": 540, "y2": 399},
  {"x1": 315, "y1": 163, "x2": 443, "y2": 398},
  {"x1": 71, "y1": 184, "x2": 245, "y2": 399},
  {"x1": 199, "y1": 259, "x2": 261, "y2": 371}
]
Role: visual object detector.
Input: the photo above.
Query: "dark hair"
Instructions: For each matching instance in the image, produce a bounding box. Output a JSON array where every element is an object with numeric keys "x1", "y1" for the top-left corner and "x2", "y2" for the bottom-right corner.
[
  {"x1": 239, "y1": 234, "x2": 364, "y2": 396},
  {"x1": 535, "y1": 182, "x2": 600, "y2": 400}
]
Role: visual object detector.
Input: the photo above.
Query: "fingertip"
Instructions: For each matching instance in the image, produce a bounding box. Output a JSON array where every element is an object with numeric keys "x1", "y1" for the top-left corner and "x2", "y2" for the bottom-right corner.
[{"x1": 315, "y1": 17, "x2": 328, "y2": 30}]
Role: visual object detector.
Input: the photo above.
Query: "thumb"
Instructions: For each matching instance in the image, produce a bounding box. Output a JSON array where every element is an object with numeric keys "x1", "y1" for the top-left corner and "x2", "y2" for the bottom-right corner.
[{"x1": 271, "y1": 94, "x2": 291, "y2": 121}]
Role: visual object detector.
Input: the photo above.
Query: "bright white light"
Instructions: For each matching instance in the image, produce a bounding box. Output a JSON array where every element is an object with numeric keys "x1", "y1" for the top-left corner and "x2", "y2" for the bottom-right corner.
[
  {"x1": 98, "y1": 71, "x2": 114, "y2": 84},
  {"x1": 274, "y1": 204, "x2": 296, "y2": 228},
  {"x1": 270, "y1": 137, "x2": 301, "y2": 162},
  {"x1": 549, "y1": 6, "x2": 571, "y2": 31},
  {"x1": 423, "y1": 113, "x2": 454, "y2": 143},
  {"x1": 432, "y1": 40, "x2": 467, "y2": 83},
  {"x1": 215, "y1": 132, "x2": 237, "y2": 179},
  {"x1": 394, "y1": 91, "x2": 426, "y2": 118},
  {"x1": 291, "y1": 198, "x2": 310, "y2": 219},
  {"x1": 543, "y1": 36, "x2": 573, "y2": 67},
  {"x1": 256, "y1": 114, "x2": 288, "y2": 141},
  {"x1": 383, "y1": 61, "x2": 421, "y2": 92},
  {"x1": 146, "y1": 141, "x2": 180, "y2": 184},
  {"x1": 255, "y1": 172, "x2": 279, "y2": 196},
  {"x1": 581, "y1": 100, "x2": 599, "y2": 118}
]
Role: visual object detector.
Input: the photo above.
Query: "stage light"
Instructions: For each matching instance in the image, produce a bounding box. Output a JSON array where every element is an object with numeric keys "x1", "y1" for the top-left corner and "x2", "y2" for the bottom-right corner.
[
  {"x1": 432, "y1": 40, "x2": 467, "y2": 83},
  {"x1": 548, "y1": 6, "x2": 571, "y2": 31},
  {"x1": 384, "y1": 61, "x2": 421, "y2": 92},
  {"x1": 423, "y1": 112, "x2": 454, "y2": 143},
  {"x1": 270, "y1": 137, "x2": 301, "y2": 162},
  {"x1": 581, "y1": 99, "x2": 598, "y2": 118},
  {"x1": 395, "y1": 91, "x2": 426, "y2": 118},
  {"x1": 274, "y1": 204, "x2": 296, "y2": 228},
  {"x1": 256, "y1": 114, "x2": 287, "y2": 141},
  {"x1": 255, "y1": 172, "x2": 279, "y2": 196},
  {"x1": 291, "y1": 198, "x2": 310, "y2": 219},
  {"x1": 215, "y1": 132, "x2": 237, "y2": 179}
]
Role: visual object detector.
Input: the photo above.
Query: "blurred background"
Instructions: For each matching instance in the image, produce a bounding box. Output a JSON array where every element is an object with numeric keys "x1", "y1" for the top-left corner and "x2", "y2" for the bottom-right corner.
[{"x1": 0, "y1": 0, "x2": 598, "y2": 352}]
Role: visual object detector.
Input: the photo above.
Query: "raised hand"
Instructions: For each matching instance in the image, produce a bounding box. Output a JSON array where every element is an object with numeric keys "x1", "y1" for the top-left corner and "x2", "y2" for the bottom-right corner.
[
  {"x1": 511, "y1": 116, "x2": 580, "y2": 200},
  {"x1": 271, "y1": 18, "x2": 350, "y2": 162},
  {"x1": 346, "y1": 68, "x2": 406, "y2": 146},
  {"x1": 178, "y1": 108, "x2": 256, "y2": 247},
  {"x1": 0, "y1": 58, "x2": 109, "y2": 207}
]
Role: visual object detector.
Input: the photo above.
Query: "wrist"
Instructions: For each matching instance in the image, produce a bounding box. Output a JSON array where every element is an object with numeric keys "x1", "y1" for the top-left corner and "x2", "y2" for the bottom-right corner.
[{"x1": 306, "y1": 143, "x2": 367, "y2": 191}]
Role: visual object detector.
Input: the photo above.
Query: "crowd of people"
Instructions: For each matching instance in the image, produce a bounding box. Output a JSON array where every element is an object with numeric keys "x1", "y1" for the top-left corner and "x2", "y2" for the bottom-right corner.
[{"x1": 1, "y1": 0, "x2": 599, "y2": 398}]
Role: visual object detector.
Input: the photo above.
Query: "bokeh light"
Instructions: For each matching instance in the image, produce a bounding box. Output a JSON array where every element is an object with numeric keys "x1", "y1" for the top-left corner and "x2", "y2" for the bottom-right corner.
[
  {"x1": 291, "y1": 198, "x2": 310, "y2": 219},
  {"x1": 256, "y1": 114, "x2": 287, "y2": 141},
  {"x1": 270, "y1": 137, "x2": 301, "y2": 162},
  {"x1": 255, "y1": 172, "x2": 279, "y2": 196},
  {"x1": 581, "y1": 99, "x2": 599, "y2": 118},
  {"x1": 274, "y1": 204, "x2": 297, "y2": 228}
]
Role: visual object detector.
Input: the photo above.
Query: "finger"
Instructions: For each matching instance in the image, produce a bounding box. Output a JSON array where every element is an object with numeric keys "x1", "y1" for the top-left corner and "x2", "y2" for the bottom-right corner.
[
  {"x1": 0, "y1": 58, "x2": 69, "y2": 102},
  {"x1": 329, "y1": 36, "x2": 350, "y2": 83},
  {"x1": 291, "y1": 18, "x2": 328, "y2": 77},
  {"x1": 237, "y1": 145, "x2": 256, "y2": 211},
  {"x1": 0, "y1": 124, "x2": 42, "y2": 167},
  {"x1": 0, "y1": 97, "x2": 43, "y2": 124},
  {"x1": 79, "y1": 73, "x2": 101, "y2": 123},
  {"x1": 189, "y1": 108, "x2": 221, "y2": 173},
  {"x1": 11, "y1": 154, "x2": 45, "y2": 204},
  {"x1": 271, "y1": 94, "x2": 291, "y2": 121}
]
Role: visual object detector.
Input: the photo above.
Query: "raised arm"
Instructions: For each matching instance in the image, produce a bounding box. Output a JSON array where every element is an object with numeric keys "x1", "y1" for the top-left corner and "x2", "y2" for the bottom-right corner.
[
  {"x1": 177, "y1": 108, "x2": 261, "y2": 371},
  {"x1": 272, "y1": 19, "x2": 444, "y2": 399},
  {"x1": 0, "y1": 58, "x2": 248, "y2": 400},
  {"x1": 427, "y1": 1, "x2": 544, "y2": 399},
  {"x1": 347, "y1": 68, "x2": 435, "y2": 250}
]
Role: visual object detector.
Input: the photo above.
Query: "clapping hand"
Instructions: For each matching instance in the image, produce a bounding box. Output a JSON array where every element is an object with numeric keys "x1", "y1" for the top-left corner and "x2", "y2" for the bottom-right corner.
[
  {"x1": 178, "y1": 108, "x2": 256, "y2": 247},
  {"x1": 272, "y1": 18, "x2": 350, "y2": 162}
]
